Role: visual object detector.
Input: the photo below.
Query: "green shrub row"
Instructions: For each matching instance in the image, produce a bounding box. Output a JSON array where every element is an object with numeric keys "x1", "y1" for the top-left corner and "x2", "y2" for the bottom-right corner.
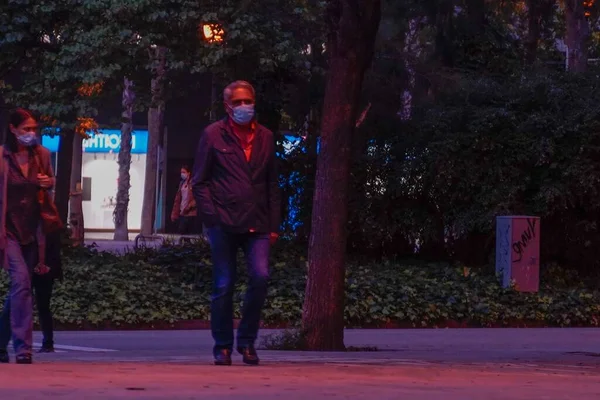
[{"x1": 0, "y1": 243, "x2": 598, "y2": 328}]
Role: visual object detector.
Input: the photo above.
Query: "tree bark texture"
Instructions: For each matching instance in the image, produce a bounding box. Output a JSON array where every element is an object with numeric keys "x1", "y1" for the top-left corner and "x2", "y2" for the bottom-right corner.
[
  {"x1": 302, "y1": 0, "x2": 381, "y2": 351},
  {"x1": 69, "y1": 133, "x2": 84, "y2": 245},
  {"x1": 113, "y1": 77, "x2": 135, "y2": 241},
  {"x1": 141, "y1": 46, "x2": 167, "y2": 236},
  {"x1": 54, "y1": 129, "x2": 74, "y2": 225},
  {"x1": 565, "y1": 0, "x2": 590, "y2": 72}
]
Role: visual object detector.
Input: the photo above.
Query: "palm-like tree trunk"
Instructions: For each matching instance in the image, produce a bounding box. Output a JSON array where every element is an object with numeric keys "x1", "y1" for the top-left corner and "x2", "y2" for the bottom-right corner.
[
  {"x1": 141, "y1": 46, "x2": 167, "y2": 236},
  {"x1": 69, "y1": 133, "x2": 84, "y2": 245},
  {"x1": 113, "y1": 77, "x2": 135, "y2": 241}
]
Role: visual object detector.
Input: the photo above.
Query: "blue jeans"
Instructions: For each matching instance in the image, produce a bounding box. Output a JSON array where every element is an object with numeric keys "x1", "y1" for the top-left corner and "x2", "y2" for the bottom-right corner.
[
  {"x1": 207, "y1": 227, "x2": 270, "y2": 352},
  {"x1": 0, "y1": 239, "x2": 37, "y2": 356}
]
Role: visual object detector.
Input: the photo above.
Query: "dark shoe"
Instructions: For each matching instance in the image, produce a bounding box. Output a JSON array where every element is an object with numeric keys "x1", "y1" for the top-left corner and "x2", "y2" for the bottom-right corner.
[
  {"x1": 0, "y1": 350, "x2": 8, "y2": 363},
  {"x1": 237, "y1": 345, "x2": 260, "y2": 365},
  {"x1": 16, "y1": 354, "x2": 32, "y2": 364},
  {"x1": 38, "y1": 346, "x2": 55, "y2": 353},
  {"x1": 213, "y1": 348, "x2": 232, "y2": 366}
]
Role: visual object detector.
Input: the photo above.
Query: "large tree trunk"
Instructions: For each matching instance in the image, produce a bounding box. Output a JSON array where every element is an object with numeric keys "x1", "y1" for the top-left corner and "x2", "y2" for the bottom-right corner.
[
  {"x1": 565, "y1": 0, "x2": 590, "y2": 72},
  {"x1": 69, "y1": 133, "x2": 84, "y2": 245},
  {"x1": 141, "y1": 46, "x2": 167, "y2": 236},
  {"x1": 302, "y1": 0, "x2": 381, "y2": 351},
  {"x1": 114, "y1": 77, "x2": 135, "y2": 241},
  {"x1": 54, "y1": 130, "x2": 74, "y2": 224}
]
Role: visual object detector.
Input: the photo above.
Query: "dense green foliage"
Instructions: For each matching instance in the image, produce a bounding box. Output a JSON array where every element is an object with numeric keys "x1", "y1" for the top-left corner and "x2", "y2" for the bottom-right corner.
[
  {"x1": 4, "y1": 1, "x2": 600, "y2": 275},
  {"x1": 0, "y1": 244, "x2": 598, "y2": 328},
  {"x1": 337, "y1": 71, "x2": 600, "y2": 272},
  {"x1": 275, "y1": 2, "x2": 600, "y2": 275},
  {"x1": 0, "y1": 0, "x2": 325, "y2": 129}
]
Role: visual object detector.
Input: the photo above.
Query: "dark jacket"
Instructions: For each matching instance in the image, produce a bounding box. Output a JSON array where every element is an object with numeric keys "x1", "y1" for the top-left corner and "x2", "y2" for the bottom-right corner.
[
  {"x1": 191, "y1": 118, "x2": 281, "y2": 234},
  {"x1": 0, "y1": 144, "x2": 62, "y2": 280},
  {"x1": 170, "y1": 180, "x2": 197, "y2": 221}
]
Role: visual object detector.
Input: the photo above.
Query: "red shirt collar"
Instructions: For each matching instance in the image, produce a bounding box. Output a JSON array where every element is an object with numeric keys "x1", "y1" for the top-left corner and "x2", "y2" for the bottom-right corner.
[{"x1": 228, "y1": 117, "x2": 257, "y2": 133}]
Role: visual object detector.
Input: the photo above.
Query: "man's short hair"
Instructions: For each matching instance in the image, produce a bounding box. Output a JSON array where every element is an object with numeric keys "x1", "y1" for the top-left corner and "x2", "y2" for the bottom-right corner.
[{"x1": 223, "y1": 80, "x2": 255, "y2": 103}]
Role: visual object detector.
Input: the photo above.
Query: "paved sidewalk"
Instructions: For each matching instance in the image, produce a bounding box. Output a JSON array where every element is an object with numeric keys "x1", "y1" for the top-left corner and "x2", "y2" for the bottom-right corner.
[
  {"x1": 1, "y1": 361, "x2": 598, "y2": 399},
  {"x1": 1, "y1": 329, "x2": 599, "y2": 399}
]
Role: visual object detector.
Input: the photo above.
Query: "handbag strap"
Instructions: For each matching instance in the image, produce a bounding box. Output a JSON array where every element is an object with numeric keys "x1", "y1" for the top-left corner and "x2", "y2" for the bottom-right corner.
[
  {"x1": 32, "y1": 148, "x2": 48, "y2": 267},
  {"x1": 34, "y1": 150, "x2": 46, "y2": 205},
  {"x1": 33, "y1": 147, "x2": 46, "y2": 175}
]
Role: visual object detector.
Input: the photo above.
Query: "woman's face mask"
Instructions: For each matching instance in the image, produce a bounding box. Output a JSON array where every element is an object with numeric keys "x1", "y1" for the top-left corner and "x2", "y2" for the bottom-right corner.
[
  {"x1": 11, "y1": 118, "x2": 38, "y2": 147},
  {"x1": 16, "y1": 132, "x2": 37, "y2": 147}
]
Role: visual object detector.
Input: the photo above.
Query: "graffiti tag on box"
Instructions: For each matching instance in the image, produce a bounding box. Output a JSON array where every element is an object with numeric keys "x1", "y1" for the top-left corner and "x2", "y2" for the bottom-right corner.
[{"x1": 512, "y1": 218, "x2": 537, "y2": 263}]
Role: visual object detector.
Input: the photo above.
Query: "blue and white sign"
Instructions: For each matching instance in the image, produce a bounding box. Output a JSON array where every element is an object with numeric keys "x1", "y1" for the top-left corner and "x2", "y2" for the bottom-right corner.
[
  {"x1": 41, "y1": 135, "x2": 60, "y2": 153},
  {"x1": 42, "y1": 129, "x2": 149, "y2": 154},
  {"x1": 83, "y1": 129, "x2": 148, "y2": 154}
]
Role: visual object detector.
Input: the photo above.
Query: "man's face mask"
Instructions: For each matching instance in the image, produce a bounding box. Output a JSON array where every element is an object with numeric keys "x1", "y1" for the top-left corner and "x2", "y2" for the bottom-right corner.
[{"x1": 230, "y1": 104, "x2": 255, "y2": 125}]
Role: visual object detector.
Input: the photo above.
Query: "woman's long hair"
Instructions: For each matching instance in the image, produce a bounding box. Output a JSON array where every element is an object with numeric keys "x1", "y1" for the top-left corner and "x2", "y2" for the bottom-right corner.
[{"x1": 6, "y1": 108, "x2": 36, "y2": 152}]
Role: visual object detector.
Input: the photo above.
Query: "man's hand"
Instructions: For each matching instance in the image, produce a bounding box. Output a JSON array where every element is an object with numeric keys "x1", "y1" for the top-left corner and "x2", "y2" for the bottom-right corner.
[
  {"x1": 37, "y1": 174, "x2": 52, "y2": 189},
  {"x1": 269, "y1": 232, "x2": 279, "y2": 246}
]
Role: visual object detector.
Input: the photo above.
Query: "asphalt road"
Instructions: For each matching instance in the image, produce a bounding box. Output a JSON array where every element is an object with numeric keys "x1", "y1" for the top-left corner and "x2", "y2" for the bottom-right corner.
[{"x1": 1, "y1": 328, "x2": 599, "y2": 399}]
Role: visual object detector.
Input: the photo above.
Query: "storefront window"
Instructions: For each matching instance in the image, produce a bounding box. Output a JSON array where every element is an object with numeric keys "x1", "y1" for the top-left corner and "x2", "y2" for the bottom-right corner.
[{"x1": 42, "y1": 129, "x2": 149, "y2": 231}]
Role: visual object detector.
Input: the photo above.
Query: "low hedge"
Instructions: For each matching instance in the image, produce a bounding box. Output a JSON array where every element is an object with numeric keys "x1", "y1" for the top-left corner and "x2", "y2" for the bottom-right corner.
[{"x1": 0, "y1": 242, "x2": 599, "y2": 328}]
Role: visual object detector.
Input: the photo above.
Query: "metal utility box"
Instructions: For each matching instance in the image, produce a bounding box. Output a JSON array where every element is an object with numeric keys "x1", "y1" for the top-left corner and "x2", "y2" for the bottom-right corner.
[{"x1": 495, "y1": 216, "x2": 540, "y2": 292}]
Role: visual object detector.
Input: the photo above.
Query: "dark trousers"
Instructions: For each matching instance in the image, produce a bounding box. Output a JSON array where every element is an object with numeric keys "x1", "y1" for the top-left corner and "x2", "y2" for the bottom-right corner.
[
  {"x1": 0, "y1": 240, "x2": 55, "y2": 354},
  {"x1": 178, "y1": 216, "x2": 198, "y2": 235},
  {"x1": 0, "y1": 240, "x2": 37, "y2": 355},
  {"x1": 32, "y1": 274, "x2": 54, "y2": 348},
  {"x1": 207, "y1": 227, "x2": 270, "y2": 353}
]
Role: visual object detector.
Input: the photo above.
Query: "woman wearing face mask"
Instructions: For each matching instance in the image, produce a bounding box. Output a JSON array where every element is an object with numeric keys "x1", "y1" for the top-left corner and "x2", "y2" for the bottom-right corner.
[
  {"x1": 170, "y1": 165, "x2": 198, "y2": 235},
  {"x1": 0, "y1": 108, "x2": 59, "y2": 364}
]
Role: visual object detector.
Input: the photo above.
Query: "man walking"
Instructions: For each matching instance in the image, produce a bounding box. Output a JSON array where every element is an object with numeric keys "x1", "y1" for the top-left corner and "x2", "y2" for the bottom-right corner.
[{"x1": 191, "y1": 80, "x2": 280, "y2": 366}]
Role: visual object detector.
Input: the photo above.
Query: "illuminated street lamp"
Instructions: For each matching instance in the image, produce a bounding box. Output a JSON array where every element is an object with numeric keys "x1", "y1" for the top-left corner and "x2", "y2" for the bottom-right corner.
[
  {"x1": 199, "y1": 23, "x2": 224, "y2": 121},
  {"x1": 201, "y1": 23, "x2": 224, "y2": 43}
]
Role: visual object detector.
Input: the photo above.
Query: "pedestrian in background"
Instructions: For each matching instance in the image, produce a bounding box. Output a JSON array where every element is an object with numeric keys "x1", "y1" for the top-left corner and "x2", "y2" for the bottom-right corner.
[{"x1": 171, "y1": 164, "x2": 198, "y2": 235}]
